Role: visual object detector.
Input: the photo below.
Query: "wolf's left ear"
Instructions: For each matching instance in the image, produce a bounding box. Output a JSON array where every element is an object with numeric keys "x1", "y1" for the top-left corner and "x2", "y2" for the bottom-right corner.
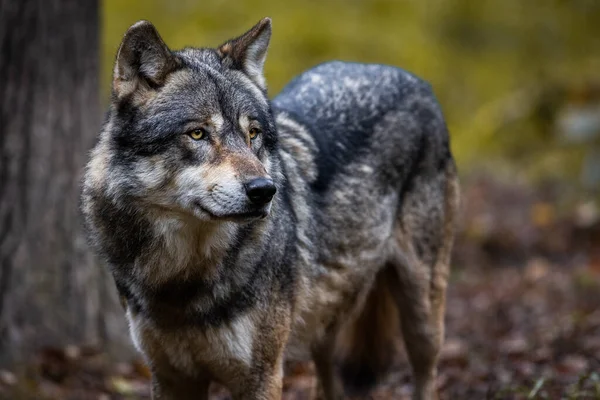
[{"x1": 218, "y1": 18, "x2": 272, "y2": 90}]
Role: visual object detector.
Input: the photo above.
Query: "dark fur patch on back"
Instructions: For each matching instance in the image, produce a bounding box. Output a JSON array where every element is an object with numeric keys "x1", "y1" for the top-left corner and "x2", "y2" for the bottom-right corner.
[{"x1": 272, "y1": 61, "x2": 438, "y2": 193}]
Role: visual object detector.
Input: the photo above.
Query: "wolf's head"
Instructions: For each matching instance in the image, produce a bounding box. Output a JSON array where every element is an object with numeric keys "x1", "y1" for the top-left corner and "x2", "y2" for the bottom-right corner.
[{"x1": 95, "y1": 18, "x2": 279, "y2": 222}]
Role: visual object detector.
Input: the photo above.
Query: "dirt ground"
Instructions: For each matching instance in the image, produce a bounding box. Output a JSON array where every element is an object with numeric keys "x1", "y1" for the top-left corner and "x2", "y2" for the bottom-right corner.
[{"x1": 2, "y1": 177, "x2": 600, "y2": 400}]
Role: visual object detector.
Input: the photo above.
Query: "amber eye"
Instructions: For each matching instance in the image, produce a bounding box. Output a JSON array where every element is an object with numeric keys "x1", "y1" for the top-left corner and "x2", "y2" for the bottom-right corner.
[
  {"x1": 188, "y1": 128, "x2": 206, "y2": 140},
  {"x1": 249, "y1": 127, "x2": 261, "y2": 140}
]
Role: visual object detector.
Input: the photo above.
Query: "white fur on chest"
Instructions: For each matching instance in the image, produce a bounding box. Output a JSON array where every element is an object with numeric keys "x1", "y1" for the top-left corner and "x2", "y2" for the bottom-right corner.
[{"x1": 127, "y1": 311, "x2": 256, "y2": 373}]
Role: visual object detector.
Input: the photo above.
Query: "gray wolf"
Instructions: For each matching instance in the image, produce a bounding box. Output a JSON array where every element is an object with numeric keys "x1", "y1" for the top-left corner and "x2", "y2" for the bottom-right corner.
[{"x1": 81, "y1": 17, "x2": 459, "y2": 400}]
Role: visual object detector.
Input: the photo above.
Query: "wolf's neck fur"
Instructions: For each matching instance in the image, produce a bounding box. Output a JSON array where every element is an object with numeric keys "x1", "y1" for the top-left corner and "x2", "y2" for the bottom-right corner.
[{"x1": 135, "y1": 210, "x2": 239, "y2": 286}]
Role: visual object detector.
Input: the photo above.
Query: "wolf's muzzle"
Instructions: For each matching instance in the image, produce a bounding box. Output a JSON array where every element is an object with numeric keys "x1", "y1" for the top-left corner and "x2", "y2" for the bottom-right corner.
[{"x1": 244, "y1": 178, "x2": 276, "y2": 205}]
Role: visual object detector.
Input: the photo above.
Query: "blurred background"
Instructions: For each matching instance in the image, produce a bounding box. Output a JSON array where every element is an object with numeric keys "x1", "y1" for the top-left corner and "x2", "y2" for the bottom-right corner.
[{"x1": 1, "y1": 0, "x2": 600, "y2": 398}]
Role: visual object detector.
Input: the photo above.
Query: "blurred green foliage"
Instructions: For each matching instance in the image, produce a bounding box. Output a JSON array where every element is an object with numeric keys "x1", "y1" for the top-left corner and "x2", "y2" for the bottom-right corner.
[{"x1": 103, "y1": 0, "x2": 600, "y2": 187}]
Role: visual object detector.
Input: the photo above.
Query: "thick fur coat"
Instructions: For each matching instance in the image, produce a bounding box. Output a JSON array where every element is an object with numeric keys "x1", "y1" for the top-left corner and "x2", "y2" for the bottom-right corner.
[{"x1": 81, "y1": 18, "x2": 459, "y2": 400}]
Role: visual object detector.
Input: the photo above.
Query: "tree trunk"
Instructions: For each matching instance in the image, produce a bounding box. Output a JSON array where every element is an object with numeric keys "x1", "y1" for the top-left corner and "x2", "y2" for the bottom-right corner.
[{"x1": 0, "y1": 0, "x2": 130, "y2": 365}]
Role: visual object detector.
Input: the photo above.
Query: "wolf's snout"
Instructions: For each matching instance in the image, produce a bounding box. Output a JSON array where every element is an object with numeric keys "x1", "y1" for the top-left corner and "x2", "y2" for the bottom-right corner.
[{"x1": 244, "y1": 178, "x2": 276, "y2": 205}]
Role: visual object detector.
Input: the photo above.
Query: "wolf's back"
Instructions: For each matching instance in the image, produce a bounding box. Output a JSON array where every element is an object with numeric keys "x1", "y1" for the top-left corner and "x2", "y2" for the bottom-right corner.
[{"x1": 272, "y1": 61, "x2": 449, "y2": 192}]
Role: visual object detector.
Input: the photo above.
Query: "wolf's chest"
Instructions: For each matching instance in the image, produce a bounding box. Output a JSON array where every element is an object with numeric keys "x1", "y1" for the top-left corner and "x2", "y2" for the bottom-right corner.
[{"x1": 127, "y1": 310, "x2": 256, "y2": 375}]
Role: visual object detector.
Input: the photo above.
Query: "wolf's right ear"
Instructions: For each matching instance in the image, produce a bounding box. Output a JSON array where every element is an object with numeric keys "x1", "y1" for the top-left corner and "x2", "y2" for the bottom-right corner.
[{"x1": 113, "y1": 21, "x2": 179, "y2": 99}]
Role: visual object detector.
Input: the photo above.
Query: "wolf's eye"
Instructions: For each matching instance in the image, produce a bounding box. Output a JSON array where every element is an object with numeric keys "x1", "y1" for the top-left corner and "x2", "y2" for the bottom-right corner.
[
  {"x1": 249, "y1": 127, "x2": 261, "y2": 140},
  {"x1": 188, "y1": 128, "x2": 206, "y2": 140}
]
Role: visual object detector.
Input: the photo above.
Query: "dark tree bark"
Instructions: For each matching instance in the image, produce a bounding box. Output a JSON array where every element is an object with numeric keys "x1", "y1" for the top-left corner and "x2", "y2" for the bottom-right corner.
[{"x1": 0, "y1": 0, "x2": 130, "y2": 365}]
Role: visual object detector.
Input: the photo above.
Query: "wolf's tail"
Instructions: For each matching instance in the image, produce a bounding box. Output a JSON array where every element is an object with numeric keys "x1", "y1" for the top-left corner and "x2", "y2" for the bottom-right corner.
[{"x1": 336, "y1": 264, "x2": 399, "y2": 395}]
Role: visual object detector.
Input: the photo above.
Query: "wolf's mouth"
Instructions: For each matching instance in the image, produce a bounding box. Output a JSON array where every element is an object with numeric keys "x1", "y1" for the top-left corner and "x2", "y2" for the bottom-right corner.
[
  {"x1": 226, "y1": 210, "x2": 269, "y2": 221},
  {"x1": 192, "y1": 201, "x2": 268, "y2": 221}
]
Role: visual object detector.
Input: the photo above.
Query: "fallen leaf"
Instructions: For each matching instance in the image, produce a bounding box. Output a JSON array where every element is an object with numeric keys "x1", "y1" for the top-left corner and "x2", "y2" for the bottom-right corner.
[
  {"x1": 0, "y1": 370, "x2": 16, "y2": 386},
  {"x1": 109, "y1": 376, "x2": 135, "y2": 395}
]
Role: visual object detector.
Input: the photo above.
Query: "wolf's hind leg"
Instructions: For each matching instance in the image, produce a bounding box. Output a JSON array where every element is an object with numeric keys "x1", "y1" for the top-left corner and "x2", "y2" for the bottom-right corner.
[
  {"x1": 386, "y1": 251, "x2": 443, "y2": 400},
  {"x1": 311, "y1": 335, "x2": 345, "y2": 400},
  {"x1": 388, "y1": 166, "x2": 459, "y2": 400}
]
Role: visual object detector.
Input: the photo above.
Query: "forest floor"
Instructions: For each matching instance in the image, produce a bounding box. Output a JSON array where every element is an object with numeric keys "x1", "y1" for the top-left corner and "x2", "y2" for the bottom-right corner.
[{"x1": 2, "y1": 176, "x2": 600, "y2": 400}]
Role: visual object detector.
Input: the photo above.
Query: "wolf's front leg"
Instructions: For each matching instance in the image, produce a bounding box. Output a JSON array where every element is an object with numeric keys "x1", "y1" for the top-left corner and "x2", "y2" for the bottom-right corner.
[
  {"x1": 228, "y1": 353, "x2": 285, "y2": 400},
  {"x1": 151, "y1": 369, "x2": 210, "y2": 400},
  {"x1": 230, "y1": 307, "x2": 291, "y2": 400},
  {"x1": 232, "y1": 365, "x2": 284, "y2": 400}
]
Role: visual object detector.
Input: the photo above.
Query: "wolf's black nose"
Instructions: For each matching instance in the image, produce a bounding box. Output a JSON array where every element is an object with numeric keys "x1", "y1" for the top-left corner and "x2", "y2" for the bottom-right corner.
[{"x1": 245, "y1": 178, "x2": 276, "y2": 205}]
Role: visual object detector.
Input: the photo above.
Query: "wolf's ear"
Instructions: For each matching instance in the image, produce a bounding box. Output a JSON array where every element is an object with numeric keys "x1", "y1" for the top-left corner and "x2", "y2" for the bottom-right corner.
[
  {"x1": 217, "y1": 18, "x2": 272, "y2": 90},
  {"x1": 113, "y1": 21, "x2": 179, "y2": 99}
]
